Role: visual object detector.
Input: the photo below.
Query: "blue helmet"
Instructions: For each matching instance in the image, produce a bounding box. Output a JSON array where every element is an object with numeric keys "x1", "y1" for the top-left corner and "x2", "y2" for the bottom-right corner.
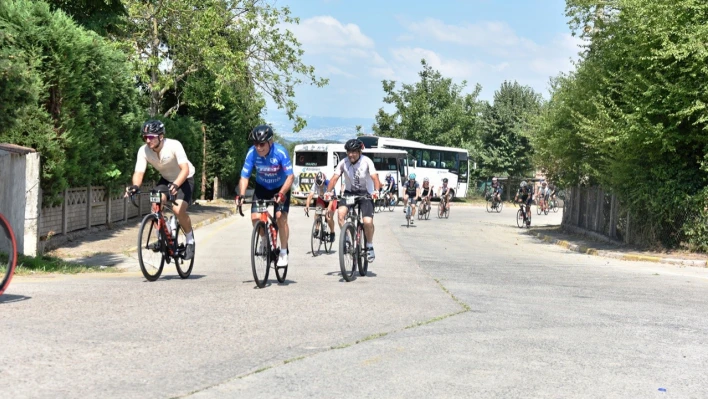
[{"x1": 409, "y1": 173, "x2": 416, "y2": 180}]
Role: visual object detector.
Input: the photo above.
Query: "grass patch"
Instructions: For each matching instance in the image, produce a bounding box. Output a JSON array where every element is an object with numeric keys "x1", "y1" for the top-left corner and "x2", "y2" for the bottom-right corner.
[
  {"x1": 3, "y1": 254, "x2": 124, "y2": 276},
  {"x1": 283, "y1": 356, "x2": 306, "y2": 365}
]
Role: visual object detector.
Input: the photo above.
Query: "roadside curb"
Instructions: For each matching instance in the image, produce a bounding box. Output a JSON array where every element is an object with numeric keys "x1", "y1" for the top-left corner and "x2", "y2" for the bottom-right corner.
[{"x1": 527, "y1": 230, "x2": 708, "y2": 267}]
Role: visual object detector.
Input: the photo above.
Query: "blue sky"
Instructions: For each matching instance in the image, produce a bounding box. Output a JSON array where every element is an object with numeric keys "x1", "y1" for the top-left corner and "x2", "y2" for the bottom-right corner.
[{"x1": 265, "y1": 0, "x2": 582, "y2": 128}]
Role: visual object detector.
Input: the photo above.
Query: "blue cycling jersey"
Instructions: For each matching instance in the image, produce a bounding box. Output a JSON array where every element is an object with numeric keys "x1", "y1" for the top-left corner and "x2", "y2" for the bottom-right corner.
[{"x1": 240, "y1": 143, "x2": 293, "y2": 190}]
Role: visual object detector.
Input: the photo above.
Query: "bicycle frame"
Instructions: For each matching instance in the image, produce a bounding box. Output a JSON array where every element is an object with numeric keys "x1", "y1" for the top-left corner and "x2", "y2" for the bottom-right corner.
[
  {"x1": 248, "y1": 199, "x2": 279, "y2": 251},
  {"x1": 132, "y1": 189, "x2": 179, "y2": 257}
]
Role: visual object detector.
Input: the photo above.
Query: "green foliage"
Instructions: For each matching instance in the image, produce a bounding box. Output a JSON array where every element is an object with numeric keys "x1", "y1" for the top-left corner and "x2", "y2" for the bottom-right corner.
[
  {"x1": 0, "y1": 0, "x2": 140, "y2": 203},
  {"x1": 45, "y1": 0, "x2": 126, "y2": 37},
  {"x1": 533, "y1": 0, "x2": 708, "y2": 249},
  {"x1": 372, "y1": 59, "x2": 484, "y2": 153},
  {"x1": 479, "y1": 81, "x2": 543, "y2": 178}
]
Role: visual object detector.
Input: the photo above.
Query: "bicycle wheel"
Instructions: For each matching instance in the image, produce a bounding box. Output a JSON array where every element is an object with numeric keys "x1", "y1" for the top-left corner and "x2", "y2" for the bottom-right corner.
[
  {"x1": 137, "y1": 214, "x2": 165, "y2": 281},
  {"x1": 516, "y1": 209, "x2": 524, "y2": 228},
  {"x1": 0, "y1": 214, "x2": 18, "y2": 296},
  {"x1": 251, "y1": 221, "x2": 270, "y2": 288},
  {"x1": 486, "y1": 199, "x2": 492, "y2": 213},
  {"x1": 322, "y1": 218, "x2": 334, "y2": 253},
  {"x1": 174, "y1": 226, "x2": 194, "y2": 279},
  {"x1": 536, "y1": 204, "x2": 541, "y2": 215},
  {"x1": 357, "y1": 224, "x2": 368, "y2": 276},
  {"x1": 339, "y1": 222, "x2": 357, "y2": 281},
  {"x1": 444, "y1": 204, "x2": 450, "y2": 219},
  {"x1": 388, "y1": 195, "x2": 397, "y2": 212},
  {"x1": 417, "y1": 203, "x2": 424, "y2": 220},
  {"x1": 544, "y1": 205, "x2": 549, "y2": 215},
  {"x1": 425, "y1": 203, "x2": 431, "y2": 220},
  {"x1": 311, "y1": 216, "x2": 322, "y2": 257},
  {"x1": 496, "y1": 200, "x2": 503, "y2": 213},
  {"x1": 438, "y1": 201, "x2": 444, "y2": 218},
  {"x1": 406, "y1": 206, "x2": 411, "y2": 228},
  {"x1": 552, "y1": 201, "x2": 559, "y2": 213},
  {"x1": 273, "y1": 227, "x2": 287, "y2": 283}
]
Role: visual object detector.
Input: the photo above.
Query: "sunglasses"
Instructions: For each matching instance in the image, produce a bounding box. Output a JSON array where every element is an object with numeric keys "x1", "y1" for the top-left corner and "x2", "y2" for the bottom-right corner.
[
  {"x1": 255, "y1": 141, "x2": 269, "y2": 148},
  {"x1": 143, "y1": 134, "x2": 159, "y2": 141}
]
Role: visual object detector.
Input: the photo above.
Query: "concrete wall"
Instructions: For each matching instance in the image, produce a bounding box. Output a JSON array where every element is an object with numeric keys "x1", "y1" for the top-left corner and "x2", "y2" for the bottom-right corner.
[{"x1": 0, "y1": 148, "x2": 40, "y2": 256}]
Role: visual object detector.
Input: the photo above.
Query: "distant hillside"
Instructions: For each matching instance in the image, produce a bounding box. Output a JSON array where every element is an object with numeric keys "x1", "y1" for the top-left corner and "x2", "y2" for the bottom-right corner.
[{"x1": 266, "y1": 113, "x2": 376, "y2": 143}]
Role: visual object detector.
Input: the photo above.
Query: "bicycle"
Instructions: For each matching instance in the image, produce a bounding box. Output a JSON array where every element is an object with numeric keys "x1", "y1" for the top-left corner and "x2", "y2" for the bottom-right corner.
[
  {"x1": 131, "y1": 189, "x2": 194, "y2": 282},
  {"x1": 0, "y1": 212, "x2": 18, "y2": 296},
  {"x1": 549, "y1": 197, "x2": 559, "y2": 213},
  {"x1": 306, "y1": 205, "x2": 333, "y2": 256},
  {"x1": 337, "y1": 194, "x2": 372, "y2": 282},
  {"x1": 384, "y1": 191, "x2": 397, "y2": 212},
  {"x1": 536, "y1": 198, "x2": 549, "y2": 215},
  {"x1": 485, "y1": 192, "x2": 503, "y2": 213},
  {"x1": 238, "y1": 198, "x2": 287, "y2": 288},
  {"x1": 516, "y1": 202, "x2": 532, "y2": 228},
  {"x1": 438, "y1": 195, "x2": 450, "y2": 219},
  {"x1": 417, "y1": 196, "x2": 431, "y2": 220},
  {"x1": 403, "y1": 200, "x2": 413, "y2": 227}
]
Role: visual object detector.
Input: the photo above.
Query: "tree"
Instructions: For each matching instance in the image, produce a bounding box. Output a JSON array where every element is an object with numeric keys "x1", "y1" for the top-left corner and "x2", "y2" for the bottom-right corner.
[
  {"x1": 45, "y1": 0, "x2": 126, "y2": 37},
  {"x1": 479, "y1": 81, "x2": 543, "y2": 178},
  {"x1": 124, "y1": 0, "x2": 327, "y2": 131},
  {"x1": 372, "y1": 59, "x2": 483, "y2": 150}
]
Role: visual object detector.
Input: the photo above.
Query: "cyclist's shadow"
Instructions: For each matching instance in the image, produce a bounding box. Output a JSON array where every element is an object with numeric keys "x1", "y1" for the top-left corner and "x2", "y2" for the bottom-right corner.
[
  {"x1": 242, "y1": 279, "x2": 298, "y2": 287},
  {"x1": 0, "y1": 294, "x2": 32, "y2": 304},
  {"x1": 325, "y1": 271, "x2": 378, "y2": 281}
]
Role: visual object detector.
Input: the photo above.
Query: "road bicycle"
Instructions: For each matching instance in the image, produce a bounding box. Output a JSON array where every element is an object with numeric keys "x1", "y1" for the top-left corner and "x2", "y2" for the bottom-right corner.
[
  {"x1": 549, "y1": 197, "x2": 559, "y2": 213},
  {"x1": 403, "y1": 199, "x2": 413, "y2": 227},
  {"x1": 417, "y1": 196, "x2": 432, "y2": 220},
  {"x1": 486, "y1": 192, "x2": 503, "y2": 213},
  {"x1": 516, "y1": 202, "x2": 532, "y2": 228},
  {"x1": 438, "y1": 195, "x2": 450, "y2": 219},
  {"x1": 305, "y1": 206, "x2": 333, "y2": 256},
  {"x1": 536, "y1": 198, "x2": 549, "y2": 215},
  {"x1": 238, "y1": 198, "x2": 287, "y2": 288},
  {"x1": 131, "y1": 189, "x2": 194, "y2": 281},
  {"x1": 337, "y1": 194, "x2": 371, "y2": 282},
  {"x1": 0, "y1": 212, "x2": 18, "y2": 296}
]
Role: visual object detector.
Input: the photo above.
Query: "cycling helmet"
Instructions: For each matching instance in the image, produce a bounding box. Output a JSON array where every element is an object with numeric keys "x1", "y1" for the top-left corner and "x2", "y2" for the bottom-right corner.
[
  {"x1": 386, "y1": 172, "x2": 392, "y2": 178},
  {"x1": 492, "y1": 177, "x2": 498, "y2": 182},
  {"x1": 442, "y1": 178, "x2": 448, "y2": 183},
  {"x1": 141, "y1": 120, "x2": 165, "y2": 136},
  {"x1": 423, "y1": 177, "x2": 429, "y2": 182},
  {"x1": 315, "y1": 171, "x2": 325, "y2": 186},
  {"x1": 408, "y1": 173, "x2": 416, "y2": 180},
  {"x1": 344, "y1": 139, "x2": 364, "y2": 151},
  {"x1": 520, "y1": 181, "x2": 528, "y2": 188},
  {"x1": 542, "y1": 180, "x2": 547, "y2": 186},
  {"x1": 249, "y1": 125, "x2": 274, "y2": 143}
]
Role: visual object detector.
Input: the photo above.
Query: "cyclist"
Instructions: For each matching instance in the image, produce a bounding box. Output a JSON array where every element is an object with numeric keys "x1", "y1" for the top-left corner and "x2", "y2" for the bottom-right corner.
[
  {"x1": 234, "y1": 125, "x2": 294, "y2": 267},
  {"x1": 381, "y1": 172, "x2": 398, "y2": 206},
  {"x1": 548, "y1": 181, "x2": 557, "y2": 206},
  {"x1": 305, "y1": 171, "x2": 336, "y2": 243},
  {"x1": 538, "y1": 179, "x2": 550, "y2": 212},
  {"x1": 418, "y1": 177, "x2": 434, "y2": 213},
  {"x1": 491, "y1": 177, "x2": 503, "y2": 204},
  {"x1": 514, "y1": 180, "x2": 533, "y2": 226},
  {"x1": 325, "y1": 138, "x2": 381, "y2": 262},
  {"x1": 126, "y1": 119, "x2": 196, "y2": 260},
  {"x1": 437, "y1": 177, "x2": 452, "y2": 212},
  {"x1": 402, "y1": 173, "x2": 420, "y2": 223}
]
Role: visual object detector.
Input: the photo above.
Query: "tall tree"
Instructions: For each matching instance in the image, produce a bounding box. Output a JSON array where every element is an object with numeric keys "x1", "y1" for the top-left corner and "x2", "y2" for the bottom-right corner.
[{"x1": 124, "y1": 0, "x2": 327, "y2": 131}]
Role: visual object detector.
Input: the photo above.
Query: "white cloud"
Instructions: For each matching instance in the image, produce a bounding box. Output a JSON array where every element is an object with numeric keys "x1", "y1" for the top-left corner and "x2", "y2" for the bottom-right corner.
[{"x1": 284, "y1": 16, "x2": 374, "y2": 54}]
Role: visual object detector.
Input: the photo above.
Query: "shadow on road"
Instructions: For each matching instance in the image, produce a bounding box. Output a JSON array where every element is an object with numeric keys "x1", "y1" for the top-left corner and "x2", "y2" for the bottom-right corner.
[{"x1": 0, "y1": 294, "x2": 32, "y2": 304}]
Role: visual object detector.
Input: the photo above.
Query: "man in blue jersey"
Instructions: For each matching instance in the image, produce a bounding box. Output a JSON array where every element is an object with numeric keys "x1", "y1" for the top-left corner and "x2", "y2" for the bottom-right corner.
[{"x1": 235, "y1": 125, "x2": 294, "y2": 267}]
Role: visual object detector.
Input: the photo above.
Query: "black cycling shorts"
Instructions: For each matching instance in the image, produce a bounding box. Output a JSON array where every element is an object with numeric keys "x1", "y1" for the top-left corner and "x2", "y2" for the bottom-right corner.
[
  {"x1": 339, "y1": 190, "x2": 374, "y2": 218},
  {"x1": 157, "y1": 177, "x2": 194, "y2": 204},
  {"x1": 252, "y1": 183, "x2": 291, "y2": 214}
]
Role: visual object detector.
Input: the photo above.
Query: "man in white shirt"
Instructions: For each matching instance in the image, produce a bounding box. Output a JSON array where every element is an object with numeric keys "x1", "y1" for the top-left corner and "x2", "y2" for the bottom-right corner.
[
  {"x1": 126, "y1": 120, "x2": 196, "y2": 259},
  {"x1": 325, "y1": 139, "x2": 381, "y2": 262}
]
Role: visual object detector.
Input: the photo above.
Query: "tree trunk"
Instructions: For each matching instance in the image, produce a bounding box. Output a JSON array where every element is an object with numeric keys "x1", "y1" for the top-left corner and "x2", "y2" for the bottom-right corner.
[
  {"x1": 149, "y1": 10, "x2": 160, "y2": 117},
  {"x1": 201, "y1": 124, "x2": 207, "y2": 200}
]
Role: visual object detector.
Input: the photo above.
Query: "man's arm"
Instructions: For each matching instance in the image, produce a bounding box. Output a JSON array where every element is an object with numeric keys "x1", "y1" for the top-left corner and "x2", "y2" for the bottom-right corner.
[
  {"x1": 279, "y1": 174, "x2": 294, "y2": 196},
  {"x1": 371, "y1": 173, "x2": 381, "y2": 192},
  {"x1": 326, "y1": 174, "x2": 340, "y2": 193},
  {"x1": 132, "y1": 171, "x2": 145, "y2": 188},
  {"x1": 170, "y1": 163, "x2": 190, "y2": 195}
]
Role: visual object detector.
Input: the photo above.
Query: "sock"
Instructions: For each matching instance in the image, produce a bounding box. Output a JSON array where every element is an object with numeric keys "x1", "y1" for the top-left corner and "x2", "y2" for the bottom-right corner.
[
  {"x1": 186, "y1": 231, "x2": 195, "y2": 244},
  {"x1": 366, "y1": 242, "x2": 373, "y2": 249},
  {"x1": 280, "y1": 249, "x2": 287, "y2": 256}
]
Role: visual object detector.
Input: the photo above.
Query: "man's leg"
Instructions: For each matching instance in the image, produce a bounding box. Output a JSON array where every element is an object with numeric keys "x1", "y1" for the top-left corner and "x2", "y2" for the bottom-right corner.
[
  {"x1": 275, "y1": 211, "x2": 289, "y2": 250},
  {"x1": 173, "y1": 201, "x2": 193, "y2": 234}
]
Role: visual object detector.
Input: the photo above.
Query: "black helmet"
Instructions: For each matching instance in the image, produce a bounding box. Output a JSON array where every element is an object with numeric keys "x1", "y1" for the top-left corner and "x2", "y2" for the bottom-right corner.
[
  {"x1": 249, "y1": 125, "x2": 274, "y2": 143},
  {"x1": 345, "y1": 139, "x2": 363, "y2": 151},
  {"x1": 141, "y1": 120, "x2": 165, "y2": 136},
  {"x1": 443, "y1": 178, "x2": 448, "y2": 183}
]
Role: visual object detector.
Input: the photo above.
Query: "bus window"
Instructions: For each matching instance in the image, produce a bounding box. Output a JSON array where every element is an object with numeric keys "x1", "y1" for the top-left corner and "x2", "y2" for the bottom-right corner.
[
  {"x1": 429, "y1": 150, "x2": 440, "y2": 168},
  {"x1": 441, "y1": 151, "x2": 457, "y2": 171},
  {"x1": 459, "y1": 159, "x2": 469, "y2": 181},
  {"x1": 295, "y1": 152, "x2": 328, "y2": 167}
]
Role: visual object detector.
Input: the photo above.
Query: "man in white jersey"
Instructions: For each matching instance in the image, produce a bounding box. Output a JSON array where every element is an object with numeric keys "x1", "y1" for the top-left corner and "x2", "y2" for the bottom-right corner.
[
  {"x1": 126, "y1": 119, "x2": 196, "y2": 259},
  {"x1": 325, "y1": 139, "x2": 381, "y2": 262},
  {"x1": 305, "y1": 171, "x2": 337, "y2": 242}
]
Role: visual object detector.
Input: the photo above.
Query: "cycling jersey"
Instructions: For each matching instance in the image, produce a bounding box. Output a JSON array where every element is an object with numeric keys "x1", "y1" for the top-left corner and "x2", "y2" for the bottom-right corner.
[
  {"x1": 404, "y1": 181, "x2": 419, "y2": 196},
  {"x1": 421, "y1": 184, "x2": 432, "y2": 197},
  {"x1": 518, "y1": 188, "x2": 531, "y2": 201},
  {"x1": 492, "y1": 183, "x2": 502, "y2": 194},
  {"x1": 334, "y1": 155, "x2": 377, "y2": 194},
  {"x1": 384, "y1": 176, "x2": 397, "y2": 191},
  {"x1": 240, "y1": 143, "x2": 293, "y2": 190},
  {"x1": 310, "y1": 180, "x2": 330, "y2": 197},
  {"x1": 440, "y1": 184, "x2": 450, "y2": 195},
  {"x1": 135, "y1": 138, "x2": 195, "y2": 182}
]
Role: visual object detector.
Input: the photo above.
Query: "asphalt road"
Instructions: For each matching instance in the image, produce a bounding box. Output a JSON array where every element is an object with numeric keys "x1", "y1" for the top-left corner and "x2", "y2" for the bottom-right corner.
[{"x1": 2, "y1": 203, "x2": 707, "y2": 398}]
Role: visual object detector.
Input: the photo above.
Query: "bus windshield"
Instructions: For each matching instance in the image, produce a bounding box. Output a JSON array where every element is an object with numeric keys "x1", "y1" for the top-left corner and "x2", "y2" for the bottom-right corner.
[{"x1": 295, "y1": 152, "x2": 327, "y2": 167}]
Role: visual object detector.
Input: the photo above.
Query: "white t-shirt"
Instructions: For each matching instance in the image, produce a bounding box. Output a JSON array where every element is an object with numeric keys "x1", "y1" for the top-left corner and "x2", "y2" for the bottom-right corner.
[
  {"x1": 135, "y1": 138, "x2": 195, "y2": 182},
  {"x1": 334, "y1": 155, "x2": 377, "y2": 194}
]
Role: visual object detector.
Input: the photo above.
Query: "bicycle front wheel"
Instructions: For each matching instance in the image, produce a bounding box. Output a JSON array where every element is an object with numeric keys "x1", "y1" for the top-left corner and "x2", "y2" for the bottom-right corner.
[
  {"x1": 486, "y1": 199, "x2": 492, "y2": 213},
  {"x1": 311, "y1": 216, "x2": 322, "y2": 257},
  {"x1": 516, "y1": 209, "x2": 524, "y2": 228},
  {"x1": 322, "y1": 219, "x2": 333, "y2": 253},
  {"x1": 273, "y1": 227, "x2": 287, "y2": 283},
  {"x1": 251, "y1": 221, "x2": 270, "y2": 288},
  {"x1": 137, "y1": 214, "x2": 165, "y2": 281},
  {"x1": 0, "y1": 214, "x2": 18, "y2": 296},
  {"x1": 536, "y1": 204, "x2": 541, "y2": 215},
  {"x1": 339, "y1": 222, "x2": 356, "y2": 282},
  {"x1": 388, "y1": 195, "x2": 397, "y2": 211},
  {"x1": 496, "y1": 200, "x2": 503, "y2": 213},
  {"x1": 175, "y1": 226, "x2": 194, "y2": 279},
  {"x1": 357, "y1": 224, "x2": 368, "y2": 276}
]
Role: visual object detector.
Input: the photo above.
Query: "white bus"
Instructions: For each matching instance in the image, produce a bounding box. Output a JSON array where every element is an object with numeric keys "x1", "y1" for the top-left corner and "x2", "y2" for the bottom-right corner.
[
  {"x1": 291, "y1": 143, "x2": 408, "y2": 199},
  {"x1": 358, "y1": 136, "x2": 470, "y2": 198}
]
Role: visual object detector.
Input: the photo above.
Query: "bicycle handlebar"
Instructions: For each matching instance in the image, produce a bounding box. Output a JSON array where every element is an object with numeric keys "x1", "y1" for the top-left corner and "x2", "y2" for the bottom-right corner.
[
  {"x1": 128, "y1": 189, "x2": 177, "y2": 208},
  {"x1": 237, "y1": 198, "x2": 277, "y2": 217}
]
